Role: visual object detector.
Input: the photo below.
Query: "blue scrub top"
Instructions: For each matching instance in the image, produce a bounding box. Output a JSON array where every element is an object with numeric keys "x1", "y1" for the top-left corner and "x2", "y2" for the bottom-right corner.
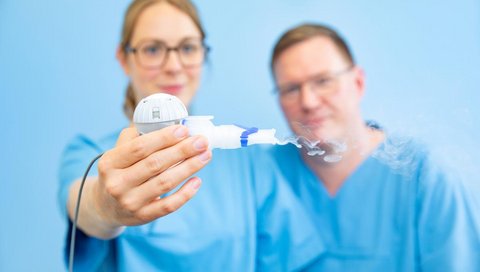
[
  {"x1": 268, "y1": 135, "x2": 480, "y2": 271},
  {"x1": 58, "y1": 130, "x2": 325, "y2": 271}
]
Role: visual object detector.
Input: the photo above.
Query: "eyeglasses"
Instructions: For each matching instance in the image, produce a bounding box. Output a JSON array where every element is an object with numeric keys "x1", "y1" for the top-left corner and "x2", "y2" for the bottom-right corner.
[
  {"x1": 275, "y1": 66, "x2": 354, "y2": 101},
  {"x1": 125, "y1": 38, "x2": 209, "y2": 69}
]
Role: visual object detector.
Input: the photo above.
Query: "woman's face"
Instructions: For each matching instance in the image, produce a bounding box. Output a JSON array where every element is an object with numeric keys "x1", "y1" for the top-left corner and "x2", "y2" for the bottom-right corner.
[{"x1": 118, "y1": 2, "x2": 204, "y2": 108}]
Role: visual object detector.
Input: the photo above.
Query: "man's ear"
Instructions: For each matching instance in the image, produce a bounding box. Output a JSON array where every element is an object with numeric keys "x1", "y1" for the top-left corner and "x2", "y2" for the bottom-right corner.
[
  {"x1": 353, "y1": 66, "x2": 366, "y2": 98},
  {"x1": 116, "y1": 46, "x2": 130, "y2": 76}
]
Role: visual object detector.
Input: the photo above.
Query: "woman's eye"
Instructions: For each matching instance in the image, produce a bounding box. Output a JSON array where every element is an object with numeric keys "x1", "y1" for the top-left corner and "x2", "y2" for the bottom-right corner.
[
  {"x1": 180, "y1": 44, "x2": 198, "y2": 54},
  {"x1": 143, "y1": 45, "x2": 163, "y2": 56}
]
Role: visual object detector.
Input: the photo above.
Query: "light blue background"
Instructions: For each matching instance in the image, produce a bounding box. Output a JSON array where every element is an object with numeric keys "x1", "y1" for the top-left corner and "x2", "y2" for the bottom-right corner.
[{"x1": 1, "y1": 0, "x2": 479, "y2": 271}]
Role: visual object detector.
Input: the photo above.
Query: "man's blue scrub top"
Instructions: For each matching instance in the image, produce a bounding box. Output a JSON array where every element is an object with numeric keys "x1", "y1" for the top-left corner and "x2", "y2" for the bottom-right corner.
[
  {"x1": 58, "y1": 130, "x2": 325, "y2": 271},
  {"x1": 268, "y1": 136, "x2": 480, "y2": 271}
]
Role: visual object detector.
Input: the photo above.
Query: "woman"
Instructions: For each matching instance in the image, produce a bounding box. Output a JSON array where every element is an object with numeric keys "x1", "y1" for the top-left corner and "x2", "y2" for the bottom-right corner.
[{"x1": 59, "y1": 0, "x2": 323, "y2": 271}]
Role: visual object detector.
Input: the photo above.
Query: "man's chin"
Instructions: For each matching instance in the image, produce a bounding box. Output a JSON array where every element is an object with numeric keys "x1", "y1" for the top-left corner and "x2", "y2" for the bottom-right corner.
[
  {"x1": 290, "y1": 122, "x2": 328, "y2": 139},
  {"x1": 293, "y1": 129, "x2": 329, "y2": 142}
]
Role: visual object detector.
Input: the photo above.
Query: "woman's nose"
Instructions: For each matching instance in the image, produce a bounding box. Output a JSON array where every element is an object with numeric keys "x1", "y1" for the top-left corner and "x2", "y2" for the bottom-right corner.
[{"x1": 162, "y1": 50, "x2": 183, "y2": 72}]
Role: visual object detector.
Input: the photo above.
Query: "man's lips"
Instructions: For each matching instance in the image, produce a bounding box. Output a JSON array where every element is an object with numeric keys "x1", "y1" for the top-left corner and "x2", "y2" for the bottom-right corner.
[{"x1": 303, "y1": 116, "x2": 329, "y2": 127}]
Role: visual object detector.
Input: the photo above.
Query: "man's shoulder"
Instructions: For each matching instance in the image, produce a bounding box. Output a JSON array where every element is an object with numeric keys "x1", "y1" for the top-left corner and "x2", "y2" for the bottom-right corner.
[{"x1": 371, "y1": 133, "x2": 429, "y2": 177}]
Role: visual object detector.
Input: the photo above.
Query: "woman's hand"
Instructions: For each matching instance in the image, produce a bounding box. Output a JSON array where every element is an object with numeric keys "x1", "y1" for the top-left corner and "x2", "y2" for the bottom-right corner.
[{"x1": 68, "y1": 125, "x2": 211, "y2": 239}]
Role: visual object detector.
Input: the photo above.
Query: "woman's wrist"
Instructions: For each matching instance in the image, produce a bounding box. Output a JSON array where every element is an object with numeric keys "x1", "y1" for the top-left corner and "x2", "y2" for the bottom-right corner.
[{"x1": 68, "y1": 178, "x2": 125, "y2": 240}]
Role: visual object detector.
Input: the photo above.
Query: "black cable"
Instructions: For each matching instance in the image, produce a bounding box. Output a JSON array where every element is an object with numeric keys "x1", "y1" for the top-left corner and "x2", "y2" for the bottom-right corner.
[{"x1": 68, "y1": 153, "x2": 104, "y2": 272}]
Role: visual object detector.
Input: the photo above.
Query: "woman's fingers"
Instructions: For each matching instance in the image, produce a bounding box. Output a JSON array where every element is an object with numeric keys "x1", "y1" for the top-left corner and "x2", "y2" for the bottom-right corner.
[
  {"x1": 106, "y1": 125, "x2": 189, "y2": 169},
  {"x1": 122, "y1": 149, "x2": 212, "y2": 211},
  {"x1": 120, "y1": 135, "x2": 209, "y2": 188},
  {"x1": 135, "y1": 177, "x2": 203, "y2": 222},
  {"x1": 115, "y1": 126, "x2": 138, "y2": 146}
]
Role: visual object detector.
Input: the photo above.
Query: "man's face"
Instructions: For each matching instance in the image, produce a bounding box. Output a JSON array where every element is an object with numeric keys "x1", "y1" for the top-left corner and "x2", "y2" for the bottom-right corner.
[{"x1": 273, "y1": 36, "x2": 365, "y2": 142}]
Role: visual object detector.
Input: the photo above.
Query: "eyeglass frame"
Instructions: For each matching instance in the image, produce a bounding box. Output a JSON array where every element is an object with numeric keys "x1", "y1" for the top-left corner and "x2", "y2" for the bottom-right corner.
[
  {"x1": 274, "y1": 65, "x2": 355, "y2": 100},
  {"x1": 125, "y1": 38, "x2": 210, "y2": 69}
]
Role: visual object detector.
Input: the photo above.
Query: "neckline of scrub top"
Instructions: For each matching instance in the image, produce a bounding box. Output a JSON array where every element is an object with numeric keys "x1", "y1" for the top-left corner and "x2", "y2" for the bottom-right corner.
[{"x1": 298, "y1": 140, "x2": 387, "y2": 201}]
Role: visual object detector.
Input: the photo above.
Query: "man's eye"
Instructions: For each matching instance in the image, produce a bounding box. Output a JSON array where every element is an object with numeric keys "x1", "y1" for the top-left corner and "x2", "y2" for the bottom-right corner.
[
  {"x1": 312, "y1": 77, "x2": 330, "y2": 87},
  {"x1": 280, "y1": 85, "x2": 299, "y2": 95}
]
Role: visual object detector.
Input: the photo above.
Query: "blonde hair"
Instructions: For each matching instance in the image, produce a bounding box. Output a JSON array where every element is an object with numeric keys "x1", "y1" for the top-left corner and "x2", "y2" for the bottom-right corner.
[{"x1": 120, "y1": 0, "x2": 206, "y2": 119}]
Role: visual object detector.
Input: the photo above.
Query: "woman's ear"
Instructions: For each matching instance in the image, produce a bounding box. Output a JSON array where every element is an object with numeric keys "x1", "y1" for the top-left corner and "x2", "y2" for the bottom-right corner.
[{"x1": 116, "y1": 46, "x2": 130, "y2": 75}]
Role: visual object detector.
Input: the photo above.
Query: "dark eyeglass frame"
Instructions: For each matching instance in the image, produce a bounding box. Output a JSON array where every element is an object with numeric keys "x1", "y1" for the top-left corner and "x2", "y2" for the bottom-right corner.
[
  {"x1": 125, "y1": 38, "x2": 210, "y2": 69},
  {"x1": 274, "y1": 65, "x2": 355, "y2": 97}
]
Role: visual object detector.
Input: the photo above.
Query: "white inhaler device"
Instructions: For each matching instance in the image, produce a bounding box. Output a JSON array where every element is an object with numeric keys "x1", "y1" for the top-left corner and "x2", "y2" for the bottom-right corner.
[{"x1": 133, "y1": 93, "x2": 279, "y2": 149}]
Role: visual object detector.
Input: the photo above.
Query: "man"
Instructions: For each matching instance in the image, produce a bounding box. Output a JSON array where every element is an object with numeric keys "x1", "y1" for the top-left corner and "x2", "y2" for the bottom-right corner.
[{"x1": 268, "y1": 23, "x2": 480, "y2": 271}]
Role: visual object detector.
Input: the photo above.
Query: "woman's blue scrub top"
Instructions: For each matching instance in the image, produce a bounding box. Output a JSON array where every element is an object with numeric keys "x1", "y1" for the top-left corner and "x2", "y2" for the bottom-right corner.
[{"x1": 58, "y1": 130, "x2": 325, "y2": 271}]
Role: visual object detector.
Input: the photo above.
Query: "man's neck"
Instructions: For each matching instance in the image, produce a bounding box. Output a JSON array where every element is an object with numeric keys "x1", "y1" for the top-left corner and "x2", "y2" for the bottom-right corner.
[{"x1": 301, "y1": 125, "x2": 384, "y2": 196}]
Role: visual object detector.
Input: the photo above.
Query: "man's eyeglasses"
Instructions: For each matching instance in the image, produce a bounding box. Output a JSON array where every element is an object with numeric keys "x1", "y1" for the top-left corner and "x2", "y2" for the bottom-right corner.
[
  {"x1": 275, "y1": 66, "x2": 354, "y2": 100},
  {"x1": 125, "y1": 38, "x2": 210, "y2": 69}
]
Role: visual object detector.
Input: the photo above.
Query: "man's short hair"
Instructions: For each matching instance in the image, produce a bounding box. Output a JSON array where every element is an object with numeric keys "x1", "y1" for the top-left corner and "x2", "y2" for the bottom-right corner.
[{"x1": 271, "y1": 23, "x2": 355, "y2": 76}]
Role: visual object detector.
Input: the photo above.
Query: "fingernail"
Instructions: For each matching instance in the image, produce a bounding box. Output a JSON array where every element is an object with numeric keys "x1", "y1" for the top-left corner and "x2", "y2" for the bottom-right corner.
[
  {"x1": 198, "y1": 150, "x2": 211, "y2": 162},
  {"x1": 191, "y1": 178, "x2": 201, "y2": 189},
  {"x1": 193, "y1": 137, "x2": 208, "y2": 150},
  {"x1": 174, "y1": 126, "x2": 188, "y2": 138}
]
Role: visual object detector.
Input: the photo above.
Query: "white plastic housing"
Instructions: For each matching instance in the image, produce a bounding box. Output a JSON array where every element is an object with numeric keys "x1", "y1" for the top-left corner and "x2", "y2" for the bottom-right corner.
[
  {"x1": 133, "y1": 93, "x2": 188, "y2": 134},
  {"x1": 183, "y1": 116, "x2": 279, "y2": 149}
]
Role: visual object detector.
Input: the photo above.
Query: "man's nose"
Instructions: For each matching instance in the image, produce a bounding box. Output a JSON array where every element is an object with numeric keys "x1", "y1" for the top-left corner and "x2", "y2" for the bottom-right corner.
[{"x1": 299, "y1": 83, "x2": 321, "y2": 110}]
